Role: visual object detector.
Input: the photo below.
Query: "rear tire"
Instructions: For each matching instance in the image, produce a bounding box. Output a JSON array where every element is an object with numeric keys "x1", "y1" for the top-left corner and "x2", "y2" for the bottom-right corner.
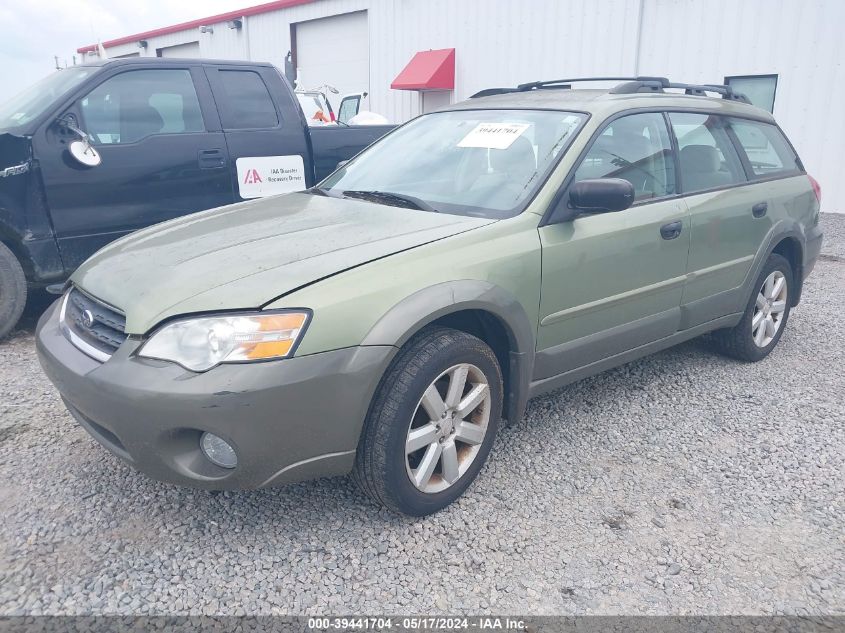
[
  {"x1": 711, "y1": 253, "x2": 793, "y2": 362},
  {"x1": 0, "y1": 242, "x2": 27, "y2": 340},
  {"x1": 353, "y1": 326, "x2": 503, "y2": 516}
]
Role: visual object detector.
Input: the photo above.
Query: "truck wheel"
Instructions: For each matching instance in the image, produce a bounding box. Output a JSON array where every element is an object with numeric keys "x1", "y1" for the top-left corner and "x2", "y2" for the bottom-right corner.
[
  {"x1": 711, "y1": 253, "x2": 793, "y2": 362},
  {"x1": 353, "y1": 326, "x2": 503, "y2": 516},
  {"x1": 0, "y1": 242, "x2": 27, "y2": 339}
]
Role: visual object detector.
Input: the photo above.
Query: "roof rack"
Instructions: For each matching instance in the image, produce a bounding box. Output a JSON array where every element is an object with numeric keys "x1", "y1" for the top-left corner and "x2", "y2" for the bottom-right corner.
[{"x1": 470, "y1": 76, "x2": 751, "y2": 104}]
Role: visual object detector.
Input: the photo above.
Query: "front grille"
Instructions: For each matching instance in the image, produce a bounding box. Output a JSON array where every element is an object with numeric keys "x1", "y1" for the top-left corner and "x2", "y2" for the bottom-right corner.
[{"x1": 61, "y1": 288, "x2": 127, "y2": 361}]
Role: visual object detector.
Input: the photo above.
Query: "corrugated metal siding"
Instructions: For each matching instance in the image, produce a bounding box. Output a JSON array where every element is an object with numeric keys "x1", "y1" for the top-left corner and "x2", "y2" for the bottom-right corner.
[
  {"x1": 95, "y1": 0, "x2": 844, "y2": 212},
  {"x1": 637, "y1": 0, "x2": 845, "y2": 214}
]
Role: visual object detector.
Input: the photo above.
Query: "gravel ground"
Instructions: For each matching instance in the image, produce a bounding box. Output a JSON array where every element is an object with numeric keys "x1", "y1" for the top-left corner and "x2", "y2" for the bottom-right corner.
[{"x1": 1, "y1": 215, "x2": 843, "y2": 616}]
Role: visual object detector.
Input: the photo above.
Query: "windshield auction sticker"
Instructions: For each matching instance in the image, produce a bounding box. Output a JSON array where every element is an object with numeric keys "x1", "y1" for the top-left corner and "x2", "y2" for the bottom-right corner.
[
  {"x1": 237, "y1": 155, "x2": 306, "y2": 199},
  {"x1": 457, "y1": 122, "x2": 530, "y2": 149}
]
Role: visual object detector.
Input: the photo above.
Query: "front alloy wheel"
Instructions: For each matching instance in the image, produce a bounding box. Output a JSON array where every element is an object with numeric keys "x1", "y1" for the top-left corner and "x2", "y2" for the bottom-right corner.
[
  {"x1": 405, "y1": 363, "x2": 491, "y2": 493},
  {"x1": 353, "y1": 326, "x2": 503, "y2": 516}
]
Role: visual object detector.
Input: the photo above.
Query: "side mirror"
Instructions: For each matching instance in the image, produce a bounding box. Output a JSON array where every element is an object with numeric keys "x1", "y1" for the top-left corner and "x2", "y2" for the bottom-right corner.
[
  {"x1": 68, "y1": 139, "x2": 102, "y2": 167},
  {"x1": 56, "y1": 115, "x2": 101, "y2": 168},
  {"x1": 568, "y1": 178, "x2": 635, "y2": 214}
]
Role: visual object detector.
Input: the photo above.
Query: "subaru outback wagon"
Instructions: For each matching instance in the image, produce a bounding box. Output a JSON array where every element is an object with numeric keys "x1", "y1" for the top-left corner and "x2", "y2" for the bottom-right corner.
[{"x1": 37, "y1": 77, "x2": 823, "y2": 516}]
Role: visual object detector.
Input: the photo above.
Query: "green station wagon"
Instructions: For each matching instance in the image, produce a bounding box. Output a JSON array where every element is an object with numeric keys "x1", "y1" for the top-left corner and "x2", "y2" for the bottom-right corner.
[{"x1": 37, "y1": 77, "x2": 823, "y2": 515}]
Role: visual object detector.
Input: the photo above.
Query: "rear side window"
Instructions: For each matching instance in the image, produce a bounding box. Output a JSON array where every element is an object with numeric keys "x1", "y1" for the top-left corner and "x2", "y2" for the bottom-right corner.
[
  {"x1": 572, "y1": 112, "x2": 675, "y2": 203},
  {"x1": 668, "y1": 112, "x2": 746, "y2": 193},
  {"x1": 727, "y1": 118, "x2": 802, "y2": 179},
  {"x1": 216, "y1": 70, "x2": 279, "y2": 129}
]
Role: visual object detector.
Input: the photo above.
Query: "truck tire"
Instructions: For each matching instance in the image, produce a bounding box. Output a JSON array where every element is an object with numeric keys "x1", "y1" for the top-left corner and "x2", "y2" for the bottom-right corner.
[
  {"x1": 711, "y1": 253, "x2": 793, "y2": 362},
  {"x1": 0, "y1": 242, "x2": 27, "y2": 339},
  {"x1": 353, "y1": 326, "x2": 503, "y2": 516}
]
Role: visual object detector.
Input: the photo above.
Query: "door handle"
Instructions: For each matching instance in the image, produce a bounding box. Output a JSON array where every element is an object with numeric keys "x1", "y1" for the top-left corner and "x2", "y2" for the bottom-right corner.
[
  {"x1": 198, "y1": 149, "x2": 226, "y2": 169},
  {"x1": 660, "y1": 220, "x2": 683, "y2": 240},
  {"x1": 752, "y1": 201, "x2": 768, "y2": 218}
]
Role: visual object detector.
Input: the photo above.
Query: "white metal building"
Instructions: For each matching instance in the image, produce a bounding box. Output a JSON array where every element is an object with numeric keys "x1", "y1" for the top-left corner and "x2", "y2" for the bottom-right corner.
[{"x1": 77, "y1": 0, "x2": 844, "y2": 213}]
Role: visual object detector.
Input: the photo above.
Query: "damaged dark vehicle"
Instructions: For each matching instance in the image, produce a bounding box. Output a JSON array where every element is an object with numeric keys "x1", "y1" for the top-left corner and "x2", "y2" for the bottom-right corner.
[{"x1": 0, "y1": 59, "x2": 393, "y2": 338}]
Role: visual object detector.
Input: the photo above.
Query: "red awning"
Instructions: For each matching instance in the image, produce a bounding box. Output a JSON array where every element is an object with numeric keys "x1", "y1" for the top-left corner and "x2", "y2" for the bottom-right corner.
[{"x1": 391, "y1": 48, "x2": 455, "y2": 91}]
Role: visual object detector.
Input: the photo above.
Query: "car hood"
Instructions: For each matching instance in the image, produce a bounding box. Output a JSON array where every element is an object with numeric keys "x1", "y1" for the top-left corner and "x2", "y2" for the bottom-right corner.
[{"x1": 72, "y1": 192, "x2": 493, "y2": 334}]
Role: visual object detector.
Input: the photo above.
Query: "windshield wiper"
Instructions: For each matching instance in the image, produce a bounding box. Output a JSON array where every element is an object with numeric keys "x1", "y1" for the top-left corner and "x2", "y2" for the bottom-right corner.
[
  {"x1": 306, "y1": 186, "x2": 330, "y2": 196},
  {"x1": 342, "y1": 190, "x2": 438, "y2": 212}
]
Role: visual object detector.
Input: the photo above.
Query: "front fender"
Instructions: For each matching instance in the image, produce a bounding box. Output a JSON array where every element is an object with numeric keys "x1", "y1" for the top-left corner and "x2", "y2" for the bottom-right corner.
[{"x1": 361, "y1": 280, "x2": 536, "y2": 425}]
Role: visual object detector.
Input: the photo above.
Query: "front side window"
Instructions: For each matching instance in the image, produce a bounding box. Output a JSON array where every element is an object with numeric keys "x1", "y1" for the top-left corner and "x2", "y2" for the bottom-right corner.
[
  {"x1": 320, "y1": 109, "x2": 586, "y2": 218},
  {"x1": 727, "y1": 118, "x2": 802, "y2": 179},
  {"x1": 668, "y1": 112, "x2": 746, "y2": 193},
  {"x1": 79, "y1": 69, "x2": 203, "y2": 145},
  {"x1": 216, "y1": 70, "x2": 279, "y2": 129},
  {"x1": 571, "y1": 112, "x2": 675, "y2": 202}
]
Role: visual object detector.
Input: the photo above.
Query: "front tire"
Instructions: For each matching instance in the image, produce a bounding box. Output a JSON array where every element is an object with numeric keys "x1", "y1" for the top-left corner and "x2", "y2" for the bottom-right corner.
[
  {"x1": 0, "y1": 242, "x2": 27, "y2": 340},
  {"x1": 711, "y1": 253, "x2": 793, "y2": 362},
  {"x1": 353, "y1": 326, "x2": 503, "y2": 516}
]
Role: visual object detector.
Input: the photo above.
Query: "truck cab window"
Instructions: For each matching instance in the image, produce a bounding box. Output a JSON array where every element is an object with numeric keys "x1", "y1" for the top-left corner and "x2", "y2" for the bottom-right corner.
[
  {"x1": 216, "y1": 70, "x2": 279, "y2": 129},
  {"x1": 79, "y1": 69, "x2": 204, "y2": 145}
]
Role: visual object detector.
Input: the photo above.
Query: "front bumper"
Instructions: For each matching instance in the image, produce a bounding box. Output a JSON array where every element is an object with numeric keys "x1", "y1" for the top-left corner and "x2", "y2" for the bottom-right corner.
[{"x1": 36, "y1": 299, "x2": 394, "y2": 490}]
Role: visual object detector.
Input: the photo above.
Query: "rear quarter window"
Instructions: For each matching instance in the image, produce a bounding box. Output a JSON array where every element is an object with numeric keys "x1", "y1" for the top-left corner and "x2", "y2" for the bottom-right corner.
[
  {"x1": 216, "y1": 70, "x2": 279, "y2": 130},
  {"x1": 728, "y1": 118, "x2": 802, "y2": 179}
]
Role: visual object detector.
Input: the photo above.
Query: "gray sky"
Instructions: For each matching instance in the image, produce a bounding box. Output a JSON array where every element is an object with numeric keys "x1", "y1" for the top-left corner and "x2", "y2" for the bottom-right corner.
[{"x1": 0, "y1": 0, "x2": 249, "y2": 103}]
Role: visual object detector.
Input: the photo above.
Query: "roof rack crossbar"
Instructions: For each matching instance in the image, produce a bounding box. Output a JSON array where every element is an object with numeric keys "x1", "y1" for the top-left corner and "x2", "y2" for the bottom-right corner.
[
  {"x1": 609, "y1": 79, "x2": 751, "y2": 103},
  {"x1": 515, "y1": 76, "x2": 669, "y2": 91},
  {"x1": 470, "y1": 76, "x2": 751, "y2": 104}
]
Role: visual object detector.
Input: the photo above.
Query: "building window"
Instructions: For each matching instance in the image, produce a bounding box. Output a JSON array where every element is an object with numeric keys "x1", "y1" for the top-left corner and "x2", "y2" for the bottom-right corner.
[{"x1": 725, "y1": 75, "x2": 778, "y2": 113}]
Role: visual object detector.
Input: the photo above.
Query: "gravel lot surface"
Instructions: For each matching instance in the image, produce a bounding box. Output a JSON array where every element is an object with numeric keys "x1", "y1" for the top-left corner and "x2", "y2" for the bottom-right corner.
[{"x1": 1, "y1": 215, "x2": 843, "y2": 616}]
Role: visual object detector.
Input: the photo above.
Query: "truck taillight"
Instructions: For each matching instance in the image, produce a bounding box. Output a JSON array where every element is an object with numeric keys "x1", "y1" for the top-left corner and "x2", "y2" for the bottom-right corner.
[
  {"x1": 808, "y1": 174, "x2": 821, "y2": 203},
  {"x1": 330, "y1": 111, "x2": 336, "y2": 122}
]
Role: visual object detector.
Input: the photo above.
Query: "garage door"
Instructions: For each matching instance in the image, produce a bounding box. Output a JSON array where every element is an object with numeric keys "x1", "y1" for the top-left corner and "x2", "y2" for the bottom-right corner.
[
  {"x1": 294, "y1": 11, "x2": 368, "y2": 111},
  {"x1": 157, "y1": 41, "x2": 201, "y2": 58}
]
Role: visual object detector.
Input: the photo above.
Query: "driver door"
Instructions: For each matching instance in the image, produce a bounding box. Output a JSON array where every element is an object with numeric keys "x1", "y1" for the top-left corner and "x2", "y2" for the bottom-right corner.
[
  {"x1": 34, "y1": 65, "x2": 233, "y2": 271},
  {"x1": 535, "y1": 111, "x2": 690, "y2": 380}
]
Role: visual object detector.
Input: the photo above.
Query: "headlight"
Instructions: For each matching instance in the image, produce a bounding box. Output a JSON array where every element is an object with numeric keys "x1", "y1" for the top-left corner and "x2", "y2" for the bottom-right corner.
[{"x1": 138, "y1": 311, "x2": 310, "y2": 371}]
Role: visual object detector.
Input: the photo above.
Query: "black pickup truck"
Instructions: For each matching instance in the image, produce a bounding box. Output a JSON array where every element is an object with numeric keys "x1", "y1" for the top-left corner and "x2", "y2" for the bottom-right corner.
[{"x1": 0, "y1": 58, "x2": 394, "y2": 337}]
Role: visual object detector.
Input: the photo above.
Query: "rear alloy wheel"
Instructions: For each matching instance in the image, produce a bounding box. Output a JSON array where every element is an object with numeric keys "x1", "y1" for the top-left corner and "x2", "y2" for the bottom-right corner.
[
  {"x1": 353, "y1": 326, "x2": 502, "y2": 516},
  {"x1": 751, "y1": 270, "x2": 788, "y2": 348},
  {"x1": 711, "y1": 253, "x2": 793, "y2": 362}
]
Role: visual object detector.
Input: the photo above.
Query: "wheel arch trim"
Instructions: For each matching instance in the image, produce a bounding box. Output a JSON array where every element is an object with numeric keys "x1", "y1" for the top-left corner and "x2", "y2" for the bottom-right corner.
[
  {"x1": 748, "y1": 221, "x2": 807, "y2": 308},
  {"x1": 360, "y1": 280, "x2": 536, "y2": 424}
]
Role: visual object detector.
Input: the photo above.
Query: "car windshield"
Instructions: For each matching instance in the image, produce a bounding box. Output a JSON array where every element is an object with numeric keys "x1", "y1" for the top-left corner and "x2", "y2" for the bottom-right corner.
[
  {"x1": 0, "y1": 67, "x2": 96, "y2": 132},
  {"x1": 319, "y1": 109, "x2": 586, "y2": 218}
]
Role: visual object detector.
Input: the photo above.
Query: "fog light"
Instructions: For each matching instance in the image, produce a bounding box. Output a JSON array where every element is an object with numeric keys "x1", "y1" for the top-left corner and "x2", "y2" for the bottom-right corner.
[{"x1": 200, "y1": 432, "x2": 237, "y2": 469}]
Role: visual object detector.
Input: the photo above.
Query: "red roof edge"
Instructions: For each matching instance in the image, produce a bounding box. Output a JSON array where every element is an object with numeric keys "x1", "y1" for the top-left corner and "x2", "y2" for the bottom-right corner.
[
  {"x1": 77, "y1": 0, "x2": 316, "y2": 53},
  {"x1": 391, "y1": 48, "x2": 455, "y2": 91}
]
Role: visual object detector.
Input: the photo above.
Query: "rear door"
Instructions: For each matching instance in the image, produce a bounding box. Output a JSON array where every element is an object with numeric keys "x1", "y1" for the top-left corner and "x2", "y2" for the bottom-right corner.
[
  {"x1": 536, "y1": 111, "x2": 690, "y2": 380},
  {"x1": 667, "y1": 112, "x2": 763, "y2": 328},
  {"x1": 205, "y1": 65, "x2": 313, "y2": 199},
  {"x1": 34, "y1": 65, "x2": 233, "y2": 270}
]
